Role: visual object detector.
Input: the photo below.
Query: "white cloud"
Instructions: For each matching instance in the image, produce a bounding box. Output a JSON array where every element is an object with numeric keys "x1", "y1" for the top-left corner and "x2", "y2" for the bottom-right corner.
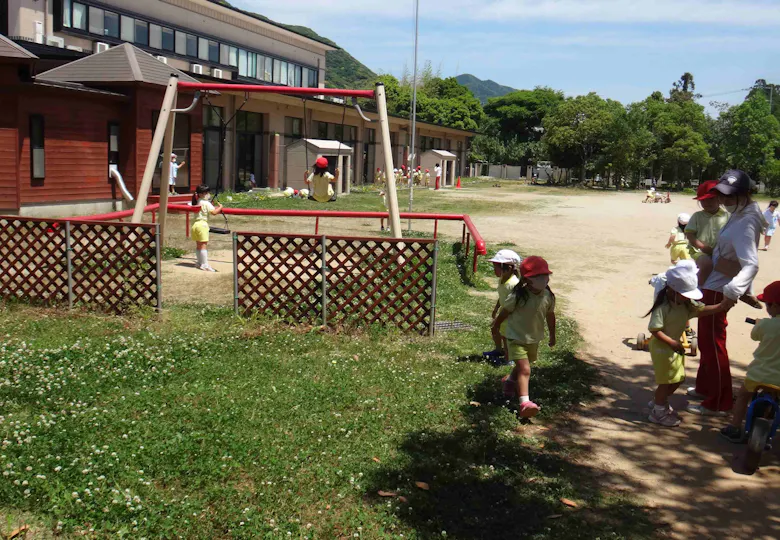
[{"x1": 233, "y1": 0, "x2": 780, "y2": 26}]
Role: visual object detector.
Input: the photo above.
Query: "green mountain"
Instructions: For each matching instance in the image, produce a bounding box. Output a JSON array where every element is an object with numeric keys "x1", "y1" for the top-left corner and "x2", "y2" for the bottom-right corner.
[
  {"x1": 455, "y1": 74, "x2": 516, "y2": 104},
  {"x1": 211, "y1": 1, "x2": 376, "y2": 89}
]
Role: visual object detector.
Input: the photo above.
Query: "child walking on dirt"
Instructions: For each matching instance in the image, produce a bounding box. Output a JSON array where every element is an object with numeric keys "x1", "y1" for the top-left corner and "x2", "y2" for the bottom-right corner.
[
  {"x1": 645, "y1": 264, "x2": 727, "y2": 427},
  {"x1": 190, "y1": 184, "x2": 223, "y2": 272},
  {"x1": 492, "y1": 256, "x2": 556, "y2": 419},
  {"x1": 762, "y1": 200, "x2": 779, "y2": 251},
  {"x1": 666, "y1": 213, "x2": 692, "y2": 264},
  {"x1": 685, "y1": 181, "x2": 729, "y2": 285},
  {"x1": 483, "y1": 250, "x2": 522, "y2": 361},
  {"x1": 720, "y1": 281, "x2": 780, "y2": 442}
]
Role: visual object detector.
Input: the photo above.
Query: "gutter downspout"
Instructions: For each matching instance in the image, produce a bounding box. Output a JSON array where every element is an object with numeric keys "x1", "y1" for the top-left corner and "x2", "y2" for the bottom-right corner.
[{"x1": 110, "y1": 165, "x2": 134, "y2": 202}]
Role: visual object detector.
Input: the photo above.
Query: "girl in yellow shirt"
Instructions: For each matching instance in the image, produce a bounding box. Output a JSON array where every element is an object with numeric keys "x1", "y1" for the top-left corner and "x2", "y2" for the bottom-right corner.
[
  {"x1": 190, "y1": 184, "x2": 223, "y2": 272},
  {"x1": 304, "y1": 157, "x2": 339, "y2": 203},
  {"x1": 484, "y1": 250, "x2": 522, "y2": 362},
  {"x1": 665, "y1": 213, "x2": 692, "y2": 264}
]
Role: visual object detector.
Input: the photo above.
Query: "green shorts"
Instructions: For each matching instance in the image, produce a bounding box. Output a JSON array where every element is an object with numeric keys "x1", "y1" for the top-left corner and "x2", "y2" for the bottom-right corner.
[
  {"x1": 649, "y1": 338, "x2": 685, "y2": 385},
  {"x1": 508, "y1": 342, "x2": 539, "y2": 363}
]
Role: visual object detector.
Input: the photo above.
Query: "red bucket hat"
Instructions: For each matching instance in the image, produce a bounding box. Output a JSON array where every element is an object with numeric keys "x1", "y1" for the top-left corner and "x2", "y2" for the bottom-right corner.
[
  {"x1": 315, "y1": 157, "x2": 329, "y2": 169},
  {"x1": 757, "y1": 281, "x2": 780, "y2": 304},
  {"x1": 694, "y1": 180, "x2": 718, "y2": 201},
  {"x1": 520, "y1": 256, "x2": 552, "y2": 278}
]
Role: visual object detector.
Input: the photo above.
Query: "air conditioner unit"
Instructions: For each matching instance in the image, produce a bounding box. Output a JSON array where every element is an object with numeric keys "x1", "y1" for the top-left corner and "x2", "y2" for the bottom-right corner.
[
  {"x1": 96, "y1": 42, "x2": 110, "y2": 53},
  {"x1": 66, "y1": 45, "x2": 84, "y2": 52},
  {"x1": 46, "y1": 36, "x2": 65, "y2": 48},
  {"x1": 156, "y1": 56, "x2": 168, "y2": 64},
  {"x1": 191, "y1": 63, "x2": 203, "y2": 75},
  {"x1": 212, "y1": 68, "x2": 223, "y2": 79}
]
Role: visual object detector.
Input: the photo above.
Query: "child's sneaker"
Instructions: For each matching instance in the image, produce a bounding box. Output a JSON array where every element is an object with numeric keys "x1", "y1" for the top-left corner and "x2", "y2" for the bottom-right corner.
[
  {"x1": 502, "y1": 376, "x2": 517, "y2": 398},
  {"x1": 199, "y1": 265, "x2": 217, "y2": 273},
  {"x1": 518, "y1": 401, "x2": 540, "y2": 418},
  {"x1": 649, "y1": 407, "x2": 681, "y2": 427},
  {"x1": 686, "y1": 387, "x2": 705, "y2": 400},
  {"x1": 647, "y1": 401, "x2": 674, "y2": 415},
  {"x1": 719, "y1": 425, "x2": 746, "y2": 444},
  {"x1": 483, "y1": 348, "x2": 504, "y2": 359},
  {"x1": 686, "y1": 404, "x2": 729, "y2": 417}
]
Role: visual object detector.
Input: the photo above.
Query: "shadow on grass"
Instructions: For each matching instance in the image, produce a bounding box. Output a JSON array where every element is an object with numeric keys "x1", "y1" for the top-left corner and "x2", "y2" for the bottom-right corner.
[
  {"x1": 365, "y1": 348, "x2": 657, "y2": 539},
  {"x1": 451, "y1": 242, "x2": 485, "y2": 289}
]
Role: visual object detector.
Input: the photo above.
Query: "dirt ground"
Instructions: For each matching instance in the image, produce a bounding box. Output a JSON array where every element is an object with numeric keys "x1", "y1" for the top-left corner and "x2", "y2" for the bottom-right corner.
[{"x1": 161, "y1": 187, "x2": 779, "y2": 538}]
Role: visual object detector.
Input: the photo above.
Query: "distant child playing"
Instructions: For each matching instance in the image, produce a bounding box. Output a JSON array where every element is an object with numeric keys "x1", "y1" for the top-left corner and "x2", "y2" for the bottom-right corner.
[
  {"x1": 720, "y1": 281, "x2": 780, "y2": 442},
  {"x1": 190, "y1": 184, "x2": 223, "y2": 272},
  {"x1": 169, "y1": 153, "x2": 186, "y2": 195},
  {"x1": 762, "y1": 200, "x2": 779, "y2": 251},
  {"x1": 645, "y1": 264, "x2": 727, "y2": 427},
  {"x1": 483, "y1": 250, "x2": 522, "y2": 361},
  {"x1": 305, "y1": 157, "x2": 339, "y2": 203},
  {"x1": 666, "y1": 213, "x2": 692, "y2": 264},
  {"x1": 685, "y1": 181, "x2": 729, "y2": 285},
  {"x1": 492, "y1": 256, "x2": 556, "y2": 418}
]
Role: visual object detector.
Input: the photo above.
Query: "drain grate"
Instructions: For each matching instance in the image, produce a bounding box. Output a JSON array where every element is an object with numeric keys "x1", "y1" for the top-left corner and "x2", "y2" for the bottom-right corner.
[{"x1": 435, "y1": 320, "x2": 475, "y2": 332}]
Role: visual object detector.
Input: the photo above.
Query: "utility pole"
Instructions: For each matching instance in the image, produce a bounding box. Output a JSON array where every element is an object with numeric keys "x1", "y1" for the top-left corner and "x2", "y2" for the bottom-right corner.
[{"x1": 407, "y1": 0, "x2": 419, "y2": 231}]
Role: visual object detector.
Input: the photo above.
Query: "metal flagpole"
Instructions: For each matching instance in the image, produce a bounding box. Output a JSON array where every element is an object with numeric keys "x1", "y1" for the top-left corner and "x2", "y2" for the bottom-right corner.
[{"x1": 407, "y1": 0, "x2": 419, "y2": 231}]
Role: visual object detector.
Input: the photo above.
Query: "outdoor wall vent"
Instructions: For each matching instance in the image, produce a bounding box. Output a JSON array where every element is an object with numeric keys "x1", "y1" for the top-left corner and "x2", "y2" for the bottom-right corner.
[
  {"x1": 212, "y1": 68, "x2": 223, "y2": 79},
  {"x1": 96, "y1": 42, "x2": 110, "y2": 53},
  {"x1": 191, "y1": 63, "x2": 203, "y2": 75},
  {"x1": 156, "y1": 56, "x2": 168, "y2": 64}
]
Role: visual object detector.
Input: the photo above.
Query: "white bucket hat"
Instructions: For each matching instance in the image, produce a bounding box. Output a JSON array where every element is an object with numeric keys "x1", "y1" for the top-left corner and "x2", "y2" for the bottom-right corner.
[
  {"x1": 677, "y1": 213, "x2": 691, "y2": 225},
  {"x1": 489, "y1": 249, "x2": 522, "y2": 265},
  {"x1": 665, "y1": 265, "x2": 702, "y2": 300}
]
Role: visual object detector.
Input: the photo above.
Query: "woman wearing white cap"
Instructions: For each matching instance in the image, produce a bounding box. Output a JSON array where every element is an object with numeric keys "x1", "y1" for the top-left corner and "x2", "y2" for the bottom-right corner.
[
  {"x1": 689, "y1": 169, "x2": 765, "y2": 416},
  {"x1": 665, "y1": 213, "x2": 692, "y2": 264},
  {"x1": 484, "y1": 249, "x2": 522, "y2": 361},
  {"x1": 645, "y1": 264, "x2": 727, "y2": 426}
]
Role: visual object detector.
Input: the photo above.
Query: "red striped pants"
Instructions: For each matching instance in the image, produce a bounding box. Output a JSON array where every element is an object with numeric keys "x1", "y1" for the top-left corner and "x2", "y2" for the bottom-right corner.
[{"x1": 695, "y1": 290, "x2": 733, "y2": 411}]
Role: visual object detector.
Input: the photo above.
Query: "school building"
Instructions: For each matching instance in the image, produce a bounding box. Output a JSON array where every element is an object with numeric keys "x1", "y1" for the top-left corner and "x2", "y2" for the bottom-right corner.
[{"x1": 0, "y1": 0, "x2": 473, "y2": 216}]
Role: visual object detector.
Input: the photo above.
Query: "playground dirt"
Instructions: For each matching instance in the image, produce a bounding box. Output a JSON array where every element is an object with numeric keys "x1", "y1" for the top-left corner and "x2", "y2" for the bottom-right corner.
[{"x1": 162, "y1": 187, "x2": 780, "y2": 538}]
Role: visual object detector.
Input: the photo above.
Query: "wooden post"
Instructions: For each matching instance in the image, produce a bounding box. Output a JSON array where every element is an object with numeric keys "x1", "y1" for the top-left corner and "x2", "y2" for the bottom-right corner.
[
  {"x1": 375, "y1": 83, "x2": 402, "y2": 238},
  {"x1": 132, "y1": 76, "x2": 179, "y2": 224},
  {"x1": 158, "y1": 93, "x2": 178, "y2": 247}
]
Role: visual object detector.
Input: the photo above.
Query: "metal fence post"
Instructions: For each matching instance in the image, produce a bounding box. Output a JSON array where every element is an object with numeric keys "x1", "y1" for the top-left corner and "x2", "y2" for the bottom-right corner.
[
  {"x1": 428, "y1": 240, "x2": 439, "y2": 337},
  {"x1": 154, "y1": 223, "x2": 162, "y2": 312},
  {"x1": 64, "y1": 221, "x2": 74, "y2": 309},
  {"x1": 232, "y1": 233, "x2": 239, "y2": 315},
  {"x1": 320, "y1": 235, "x2": 328, "y2": 327}
]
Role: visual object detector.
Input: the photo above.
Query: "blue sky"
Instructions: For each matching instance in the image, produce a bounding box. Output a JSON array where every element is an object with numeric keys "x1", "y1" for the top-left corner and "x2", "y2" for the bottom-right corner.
[{"x1": 233, "y1": 0, "x2": 779, "y2": 114}]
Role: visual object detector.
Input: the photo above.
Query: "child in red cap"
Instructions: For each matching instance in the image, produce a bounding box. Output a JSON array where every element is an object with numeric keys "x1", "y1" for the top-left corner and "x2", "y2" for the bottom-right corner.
[
  {"x1": 685, "y1": 180, "x2": 729, "y2": 285},
  {"x1": 492, "y1": 256, "x2": 556, "y2": 418},
  {"x1": 305, "y1": 157, "x2": 339, "y2": 202},
  {"x1": 720, "y1": 281, "x2": 780, "y2": 442}
]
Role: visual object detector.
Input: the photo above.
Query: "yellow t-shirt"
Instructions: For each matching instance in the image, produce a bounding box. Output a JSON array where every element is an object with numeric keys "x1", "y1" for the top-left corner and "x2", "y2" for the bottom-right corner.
[
  {"x1": 670, "y1": 228, "x2": 687, "y2": 246},
  {"x1": 503, "y1": 288, "x2": 555, "y2": 345},
  {"x1": 746, "y1": 317, "x2": 780, "y2": 388},
  {"x1": 497, "y1": 275, "x2": 520, "y2": 336},
  {"x1": 193, "y1": 200, "x2": 214, "y2": 223},
  {"x1": 308, "y1": 172, "x2": 335, "y2": 202},
  {"x1": 685, "y1": 209, "x2": 729, "y2": 257},
  {"x1": 648, "y1": 300, "x2": 703, "y2": 348}
]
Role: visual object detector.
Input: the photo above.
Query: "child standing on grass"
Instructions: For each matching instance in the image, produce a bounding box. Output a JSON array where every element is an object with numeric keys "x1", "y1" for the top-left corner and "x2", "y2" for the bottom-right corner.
[
  {"x1": 666, "y1": 213, "x2": 692, "y2": 264},
  {"x1": 685, "y1": 181, "x2": 729, "y2": 285},
  {"x1": 720, "y1": 281, "x2": 780, "y2": 442},
  {"x1": 492, "y1": 256, "x2": 556, "y2": 419},
  {"x1": 645, "y1": 264, "x2": 727, "y2": 427},
  {"x1": 483, "y1": 250, "x2": 522, "y2": 361},
  {"x1": 190, "y1": 184, "x2": 223, "y2": 272}
]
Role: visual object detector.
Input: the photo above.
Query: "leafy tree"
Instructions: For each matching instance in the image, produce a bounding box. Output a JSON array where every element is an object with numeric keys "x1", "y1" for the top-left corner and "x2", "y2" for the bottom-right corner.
[
  {"x1": 669, "y1": 72, "x2": 702, "y2": 103},
  {"x1": 542, "y1": 93, "x2": 614, "y2": 183},
  {"x1": 483, "y1": 87, "x2": 564, "y2": 143},
  {"x1": 599, "y1": 101, "x2": 655, "y2": 187},
  {"x1": 747, "y1": 79, "x2": 780, "y2": 123},
  {"x1": 721, "y1": 92, "x2": 780, "y2": 180}
]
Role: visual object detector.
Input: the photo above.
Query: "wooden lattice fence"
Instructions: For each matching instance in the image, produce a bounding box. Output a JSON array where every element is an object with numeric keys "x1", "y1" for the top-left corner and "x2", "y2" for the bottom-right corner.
[
  {"x1": 234, "y1": 232, "x2": 438, "y2": 335},
  {"x1": 0, "y1": 216, "x2": 161, "y2": 312}
]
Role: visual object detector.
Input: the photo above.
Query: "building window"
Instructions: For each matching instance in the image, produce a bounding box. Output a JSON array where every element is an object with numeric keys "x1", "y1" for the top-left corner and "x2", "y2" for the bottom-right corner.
[
  {"x1": 287, "y1": 64, "x2": 295, "y2": 86},
  {"x1": 30, "y1": 115, "x2": 45, "y2": 180},
  {"x1": 63, "y1": 0, "x2": 72, "y2": 27},
  {"x1": 219, "y1": 43, "x2": 229, "y2": 66},
  {"x1": 294, "y1": 66, "x2": 302, "y2": 87},
  {"x1": 88, "y1": 6, "x2": 103, "y2": 35},
  {"x1": 186, "y1": 34, "x2": 197, "y2": 57},
  {"x1": 280, "y1": 61, "x2": 288, "y2": 86},
  {"x1": 148, "y1": 24, "x2": 161, "y2": 49},
  {"x1": 308, "y1": 68, "x2": 317, "y2": 88},
  {"x1": 263, "y1": 56, "x2": 272, "y2": 81},
  {"x1": 108, "y1": 122, "x2": 120, "y2": 165},
  {"x1": 203, "y1": 106, "x2": 223, "y2": 128},
  {"x1": 208, "y1": 40, "x2": 219, "y2": 63},
  {"x1": 273, "y1": 59, "x2": 281, "y2": 84},
  {"x1": 72, "y1": 2, "x2": 87, "y2": 30},
  {"x1": 198, "y1": 37, "x2": 208, "y2": 61},
  {"x1": 120, "y1": 15, "x2": 134, "y2": 42},
  {"x1": 229, "y1": 46, "x2": 238, "y2": 67},
  {"x1": 162, "y1": 27, "x2": 174, "y2": 51},
  {"x1": 134, "y1": 19, "x2": 148, "y2": 46},
  {"x1": 104, "y1": 11, "x2": 119, "y2": 38},
  {"x1": 174, "y1": 30, "x2": 186, "y2": 55},
  {"x1": 284, "y1": 117, "x2": 303, "y2": 144},
  {"x1": 302, "y1": 67, "x2": 310, "y2": 88},
  {"x1": 238, "y1": 49, "x2": 248, "y2": 77}
]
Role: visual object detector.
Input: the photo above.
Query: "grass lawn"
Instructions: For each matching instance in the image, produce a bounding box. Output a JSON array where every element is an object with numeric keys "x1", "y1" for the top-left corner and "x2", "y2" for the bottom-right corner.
[{"x1": 0, "y1": 242, "x2": 654, "y2": 539}]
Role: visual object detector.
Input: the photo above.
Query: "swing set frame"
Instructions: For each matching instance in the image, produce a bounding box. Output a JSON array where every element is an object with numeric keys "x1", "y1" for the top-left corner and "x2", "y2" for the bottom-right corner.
[{"x1": 131, "y1": 77, "x2": 403, "y2": 244}]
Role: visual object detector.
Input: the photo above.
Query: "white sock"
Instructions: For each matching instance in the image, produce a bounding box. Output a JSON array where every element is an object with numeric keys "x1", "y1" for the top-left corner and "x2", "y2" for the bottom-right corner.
[
  {"x1": 519, "y1": 396, "x2": 530, "y2": 404},
  {"x1": 195, "y1": 250, "x2": 203, "y2": 267},
  {"x1": 199, "y1": 250, "x2": 208, "y2": 268}
]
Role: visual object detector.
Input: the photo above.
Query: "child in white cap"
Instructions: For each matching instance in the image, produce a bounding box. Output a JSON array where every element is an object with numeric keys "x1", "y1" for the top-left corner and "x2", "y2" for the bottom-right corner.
[
  {"x1": 484, "y1": 249, "x2": 523, "y2": 361},
  {"x1": 665, "y1": 213, "x2": 692, "y2": 264},
  {"x1": 645, "y1": 264, "x2": 728, "y2": 426},
  {"x1": 168, "y1": 153, "x2": 185, "y2": 195}
]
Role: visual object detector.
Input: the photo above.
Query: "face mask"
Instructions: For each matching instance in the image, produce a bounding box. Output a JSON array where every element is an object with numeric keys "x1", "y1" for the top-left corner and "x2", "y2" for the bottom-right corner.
[
  {"x1": 203, "y1": 194, "x2": 211, "y2": 201},
  {"x1": 724, "y1": 204, "x2": 738, "y2": 213},
  {"x1": 528, "y1": 275, "x2": 549, "y2": 291}
]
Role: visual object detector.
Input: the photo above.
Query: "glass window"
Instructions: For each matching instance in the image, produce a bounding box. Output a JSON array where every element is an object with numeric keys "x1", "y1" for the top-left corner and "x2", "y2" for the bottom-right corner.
[
  {"x1": 251, "y1": 53, "x2": 258, "y2": 78},
  {"x1": 175, "y1": 31, "x2": 186, "y2": 55},
  {"x1": 104, "y1": 11, "x2": 119, "y2": 38},
  {"x1": 280, "y1": 62, "x2": 288, "y2": 86},
  {"x1": 301, "y1": 67, "x2": 310, "y2": 88},
  {"x1": 308, "y1": 68, "x2": 317, "y2": 88},
  {"x1": 72, "y1": 2, "x2": 87, "y2": 30},
  {"x1": 134, "y1": 19, "x2": 148, "y2": 46},
  {"x1": 238, "y1": 49, "x2": 247, "y2": 77},
  {"x1": 149, "y1": 24, "x2": 162, "y2": 49},
  {"x1": 198, "y1": 37, "x2": 209, "y2": 61},
  {"x1": 120, "y1": 15, "x2": 134, "y2": 42},
  {"x1": 219, "y1": 44, "x2": 229, "y2": 66},
  {"x1": 186, "y1": 34, "x2": 197, "y2": 57},
  {"x1": 88, "y1": 6, "x2": 103, "y2": 35},
  {"x1": 108, "y1": 122, "x2": 120, "y2": 165},
  {"x1": 30, "y1": 115, "x2": 45, "y2": 180},
  {"x1": 162, "y1": 27, "x2": 174, "y2": 51},
  {"x1": 285, "y1": 117, "x2": 302, "y2": 137},
  {"x1": 316, "y1": 121, "x2": 328, "y2": 139},
  {"x1": 208, "y1": 41, "x2": 219, "y2": 63},
  {"x1": 263, "y1": 56, "x2": 272, "y2": 81},
  {"x1": 229, "y1": 46, "x2": 238, "y2": 67},
  {"x1": 204, "y1": 106, "x2": 223, "y2": 128},
  {"x1": 63, "y1": 0, "x2": 72, "y2": 27},
  {"x1": 273, "y1": 59, "x2": 281, "y2": 84},
  {"x1": 288, "y1": 64, "x2": 295, "y2": 86},
  {"x1": 255, "y1": 56, "x2": 264, "y2": 80},
  {"x1": 294, "y1": 66, "x2": 302, "y2": 87},
  {"x1": 245, "y1": 112, "x2": 261, "y2": 132}
]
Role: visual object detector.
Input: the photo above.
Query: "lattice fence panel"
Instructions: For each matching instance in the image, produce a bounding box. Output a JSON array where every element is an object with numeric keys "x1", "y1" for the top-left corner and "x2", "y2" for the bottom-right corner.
[
  {"x1": 69, "y1": 221, "x2": 159, "y2": 312},
  {"x1": 235, "y1": 233, "x2": 436, "y2": 334},
  {"x1": 0, "y1": 217, "x2": 68, "y2": 304}
]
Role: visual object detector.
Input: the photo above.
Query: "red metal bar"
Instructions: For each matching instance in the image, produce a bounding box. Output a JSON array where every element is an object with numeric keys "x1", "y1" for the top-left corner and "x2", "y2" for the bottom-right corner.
[
  {"x1": 433, "y1": 219, "x2": 438, "y2": 239},
  {"x1": 315, "y1": 216, "x2": 320, "y2": 235},
  {"x1": 461, "y1": 215, "x2": 486, "y2": 256},
  {"x1": 177, "y1": 82, "x2": 375, "y2": 99},
  {"x1": 465, "y1": 233, "x2": 471, "y2": 257},
  {"x1": 151, "y1": 211, "x2": 156, "y2": 224}
]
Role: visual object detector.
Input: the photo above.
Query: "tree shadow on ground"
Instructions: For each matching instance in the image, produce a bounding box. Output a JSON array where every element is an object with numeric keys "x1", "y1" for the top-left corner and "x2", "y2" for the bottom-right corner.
[{"x1": 364, "y1": 351, "x2": 659, "y2": 539}]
